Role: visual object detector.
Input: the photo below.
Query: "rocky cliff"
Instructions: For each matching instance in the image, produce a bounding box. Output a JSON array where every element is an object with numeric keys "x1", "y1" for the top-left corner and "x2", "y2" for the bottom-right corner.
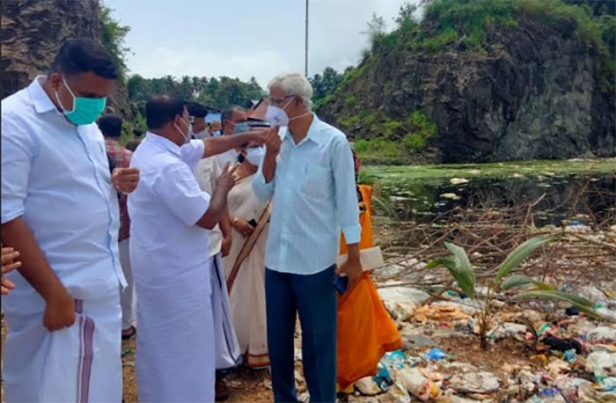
[
  {"x1": 319, "y1": 2, "x2": 616, "y2": 164},
  {"x1": 1, "y1": 0, "x2": 132, "y2": 119}
]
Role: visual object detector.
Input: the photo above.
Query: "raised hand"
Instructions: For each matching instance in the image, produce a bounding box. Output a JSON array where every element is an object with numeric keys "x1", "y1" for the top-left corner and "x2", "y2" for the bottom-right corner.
[
  {"x1": 264, "y1": 127, "x2": 281, "y2": 157},
  {"x1": 215, "y1": 163, "x2": 240, "y2": 192},
  {"x1": 112, "y1": 167, "x2": 140, "y2": 193}
]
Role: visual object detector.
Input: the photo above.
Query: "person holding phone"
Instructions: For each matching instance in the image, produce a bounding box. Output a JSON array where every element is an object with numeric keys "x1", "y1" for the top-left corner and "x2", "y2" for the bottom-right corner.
[{"x1": 253, "y1": 73, "x2": 362, "y2": 403}]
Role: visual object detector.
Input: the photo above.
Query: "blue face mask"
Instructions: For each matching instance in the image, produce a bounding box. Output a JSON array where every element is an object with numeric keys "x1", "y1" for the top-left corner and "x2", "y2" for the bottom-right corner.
[
  {"x1": 232, "y1": 122, "x2": 250, "y2": 134},
  {"x1": 55, "y1": 76, "x2": 107, "y2": 125}
]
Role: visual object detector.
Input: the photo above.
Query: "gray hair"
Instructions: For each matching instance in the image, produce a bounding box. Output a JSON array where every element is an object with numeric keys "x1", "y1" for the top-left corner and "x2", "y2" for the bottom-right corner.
[
  {"x1": 267, "y1": 72, "x2": 313, "y2": 110},
  {"x1": 220, "y1": 105, "x2": 242, "y2": 127}
]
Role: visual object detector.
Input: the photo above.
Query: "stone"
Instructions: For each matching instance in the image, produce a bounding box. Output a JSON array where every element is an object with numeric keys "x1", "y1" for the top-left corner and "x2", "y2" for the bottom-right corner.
[
  {"x1": 489, "y1": 322, "x2": 528, "y2": 340},
  {"x1": 319, "y1": 15, "x2": 615, "y2": 163},
  {"x1": 586, "y1": 351, "x2": 616, "y2": 373},
  {"x1": 577, "y1": 285, "x2": 610, "y2": 305},
  {"x1": 586, "y1": 326, "x2": 616, "y2": 344},
  {"x1": 449, "y1": 372, "x2": 500, "y2": 394},
  {"x1": 378, "y1": 287, "x2": 430, "y2": 321},
  {"x1": 1, "y1": 0, "x2": 132, "y2": 119},
  {"x1": 355, "y1": 377, "x2": 382, "y2": 396}
]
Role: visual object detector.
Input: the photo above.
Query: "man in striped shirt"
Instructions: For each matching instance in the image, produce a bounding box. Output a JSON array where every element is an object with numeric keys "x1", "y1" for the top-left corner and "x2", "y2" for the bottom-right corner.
[
  {"x1": 99, "y1": 114, "x2": 137, "y2": 340},
  {"x1": 253, "y1": 72, "x2": 363, "y2": 403}
]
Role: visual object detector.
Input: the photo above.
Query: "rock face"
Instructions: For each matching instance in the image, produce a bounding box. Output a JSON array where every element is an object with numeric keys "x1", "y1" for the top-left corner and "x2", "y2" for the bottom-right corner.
[
  {"x1": 320, "y1": 17, "x2": 616, "y2": 163},
  {"x1": 1, "y1": 0, "x2": 132, "y2": 119}
]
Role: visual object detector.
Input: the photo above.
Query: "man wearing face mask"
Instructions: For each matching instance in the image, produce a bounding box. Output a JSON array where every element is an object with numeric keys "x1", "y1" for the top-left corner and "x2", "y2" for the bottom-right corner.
[
  {"x1": 128, "y1": 95, "x2": 269, "y2": 402},
  {"x1": 1, "y1": 38, "x2": 140, "y2": 403},
  {"x1": 218, "y1": 106, "x2": 250, "y2": 165},
  {"x1": 187, "y1": 101, "x2": 210, "y2": 140},
  {"x1": 253, "y1": 73, "x2": 363, "y2": 403},
  {"x1": 211, "y1": 119, "x2": 222, "y2": 136}
]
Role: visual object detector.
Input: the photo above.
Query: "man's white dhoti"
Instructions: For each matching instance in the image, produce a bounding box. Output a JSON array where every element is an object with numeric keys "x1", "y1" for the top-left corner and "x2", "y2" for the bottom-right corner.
[
  {"x1": 2, "y1": 292, "x2": 122, "y2": 403},
  {"x1": 132, "y1": 252, "x2": 215, "y2": 403},
  {"x1": 210, "y1": 253, "x2": 242, "y2": 372},
  {"x1": 128, "y1": 134, "x2": 219, "y2": 403}
]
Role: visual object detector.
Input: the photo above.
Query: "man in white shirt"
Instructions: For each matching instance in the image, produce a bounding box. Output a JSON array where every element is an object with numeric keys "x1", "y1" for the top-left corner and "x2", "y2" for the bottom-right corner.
[
  {"x1": 1, "y1": 38, "x2": 139, "y2": 403},
  {"x1": 128, "y1": 95, "x2": 267, "y2": 402},
  {"x1": 189, "y1": 102, "x2": 241, "y2": 401}
]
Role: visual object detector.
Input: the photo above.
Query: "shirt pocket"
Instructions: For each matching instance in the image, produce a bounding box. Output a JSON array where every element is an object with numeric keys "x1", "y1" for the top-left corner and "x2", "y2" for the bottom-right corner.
[{"x1": 302, "y1": 165, "x2": 331, "y2": 199}]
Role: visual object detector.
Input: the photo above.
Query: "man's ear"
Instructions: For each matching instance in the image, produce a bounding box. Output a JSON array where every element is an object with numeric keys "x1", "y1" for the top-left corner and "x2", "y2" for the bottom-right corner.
[{"x1": 48, "y1": 73, "x2": 62, "y2": 92}]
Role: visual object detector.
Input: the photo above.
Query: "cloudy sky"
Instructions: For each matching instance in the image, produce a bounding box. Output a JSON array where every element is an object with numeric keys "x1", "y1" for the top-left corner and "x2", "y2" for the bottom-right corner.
[{"x1": 103, "y1": 0, "x2": 415, "y2": 88}]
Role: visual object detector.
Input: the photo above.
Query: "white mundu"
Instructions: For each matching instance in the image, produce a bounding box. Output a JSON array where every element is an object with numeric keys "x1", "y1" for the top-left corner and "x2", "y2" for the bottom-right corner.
[
  {"x1": 129, "y1": 134, "x2": 215, "y2": 402},
  {"x1": 194, "y1": 157, "x2": 242, "y2": 372},
  {"x1": 1, "y1": 77, "x2": 125, "y2": 403}
]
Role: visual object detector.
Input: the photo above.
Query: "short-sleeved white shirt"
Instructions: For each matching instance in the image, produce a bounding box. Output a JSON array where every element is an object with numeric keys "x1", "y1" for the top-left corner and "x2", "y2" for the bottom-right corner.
[{"x1": 128, "y1": 134, "x2": 210, "y2": 269}]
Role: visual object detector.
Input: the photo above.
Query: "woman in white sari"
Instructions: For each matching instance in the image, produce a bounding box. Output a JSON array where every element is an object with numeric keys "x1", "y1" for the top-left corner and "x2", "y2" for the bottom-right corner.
[{"x1": 222, "y1": 142, "x2": 270, "y2": 368}]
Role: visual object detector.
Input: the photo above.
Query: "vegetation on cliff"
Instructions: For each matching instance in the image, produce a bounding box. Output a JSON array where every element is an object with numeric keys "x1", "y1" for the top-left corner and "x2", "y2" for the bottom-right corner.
[{"x1": 314, "y1": 0, "x2": 616, "y2": 164}]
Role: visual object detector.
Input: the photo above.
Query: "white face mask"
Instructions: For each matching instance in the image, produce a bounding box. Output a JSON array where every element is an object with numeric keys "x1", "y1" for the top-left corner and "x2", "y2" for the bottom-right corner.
[
  {"x1": 265, "y1": 105, "x2": 289, "y2": 127},
  {"x1": 265, "y1": 97, "x2": 294, "y2": 127},
  {"x1": 174, "y1": 118, "x2": 193, "y2": 144},
  {"x1": 245, "y1": 147, "x2": 266, "y2": 166},
  {"x1": 265, "y1": 98, "x2": 312, "y2": 127}
]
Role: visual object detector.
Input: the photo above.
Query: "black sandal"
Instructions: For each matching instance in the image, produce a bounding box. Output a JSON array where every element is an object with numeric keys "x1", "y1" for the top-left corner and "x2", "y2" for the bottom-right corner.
[{"x1": 122, "y1": 325, "x2": 137, "y2": 340}]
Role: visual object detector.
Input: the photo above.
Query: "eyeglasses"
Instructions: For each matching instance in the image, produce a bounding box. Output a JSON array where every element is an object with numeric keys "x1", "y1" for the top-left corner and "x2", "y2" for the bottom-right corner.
[{"x1": 266, "y1": 95, "x2": 295, "y2": 106}]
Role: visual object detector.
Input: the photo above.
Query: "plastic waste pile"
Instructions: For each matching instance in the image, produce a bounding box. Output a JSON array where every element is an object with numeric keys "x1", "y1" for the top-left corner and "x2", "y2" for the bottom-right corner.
[{"x1": 339, "y1": 274, "x2": 616, "y2": 402}]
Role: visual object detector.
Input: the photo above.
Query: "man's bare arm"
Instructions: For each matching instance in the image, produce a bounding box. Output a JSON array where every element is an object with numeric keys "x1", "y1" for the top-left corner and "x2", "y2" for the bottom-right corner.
[
  {"x1": 195, "y1": 187, "x2": 230, "y2": 230},
  {"x1": 202, "y1": 130, "x2": 266, "y2": 158},
  {"x1": 1, "y1": 218, "x2": 71, "y2": 302},
  {"x1": 195, "y1": 164, "x2": 237, "y2": 230}
]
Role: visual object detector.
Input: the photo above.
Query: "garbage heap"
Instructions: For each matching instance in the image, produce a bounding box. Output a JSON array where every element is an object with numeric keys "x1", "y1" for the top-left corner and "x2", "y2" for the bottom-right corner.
[{"x1": 292, "y1": 257, "x2": 615, "y2": 402}]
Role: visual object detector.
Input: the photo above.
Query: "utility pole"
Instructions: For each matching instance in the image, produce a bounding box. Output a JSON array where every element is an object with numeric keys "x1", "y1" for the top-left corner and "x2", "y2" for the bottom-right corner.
[{"x1": 305, "y1": 0, "x2": 309, "y2": 77}]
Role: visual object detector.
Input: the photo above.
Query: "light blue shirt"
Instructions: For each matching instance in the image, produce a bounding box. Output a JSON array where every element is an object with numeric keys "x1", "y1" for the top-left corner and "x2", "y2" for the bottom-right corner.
[
  {"x1": 252, "y1": 115, "x2": 361, "y2": 275},
  {"x1": 1, "y1": 77, "x2": 125, "y2": 308}
]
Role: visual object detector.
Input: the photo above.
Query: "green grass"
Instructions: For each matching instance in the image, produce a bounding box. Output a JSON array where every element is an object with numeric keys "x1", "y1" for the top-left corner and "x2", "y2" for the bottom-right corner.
[
  {"x1": 362, "y1": 158, "x2": 616, "y2": 184},
  {"x1": 355, "y1": 138, "x2": 403, "y2": 163}
]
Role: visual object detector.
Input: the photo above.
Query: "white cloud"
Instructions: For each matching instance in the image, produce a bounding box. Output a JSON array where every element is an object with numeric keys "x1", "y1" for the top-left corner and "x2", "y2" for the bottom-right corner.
[
  {"x1": 120, "y1": 0, "x2": 418, "y2": 88},
  {"x1": 127, "y1": 46, "x2": 297, "y2": 88}
]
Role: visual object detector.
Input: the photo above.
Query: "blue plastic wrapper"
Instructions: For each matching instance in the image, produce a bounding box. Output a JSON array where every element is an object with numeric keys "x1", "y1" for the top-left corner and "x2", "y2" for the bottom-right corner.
[
  {"x1": 539, "y1": 388, "x2": 559, "y2": 396},
  {"x1": 382, "y1": 350, "x2": 407, "y2": 369},
  {"x1": 564, "y1": 349, "x2": 576, "y2": 363},
  {"x1": 373, "y1": 360, "x2": 393, "y2": 391},
  {"x1": 424, "y1": 347, "x2": 447, "y2": 360}
]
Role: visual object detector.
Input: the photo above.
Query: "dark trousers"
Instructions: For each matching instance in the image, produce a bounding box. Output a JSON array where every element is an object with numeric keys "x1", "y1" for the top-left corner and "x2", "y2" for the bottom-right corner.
[{"x1": 265, "y1": 265, "x2": 337, "y2": 403}]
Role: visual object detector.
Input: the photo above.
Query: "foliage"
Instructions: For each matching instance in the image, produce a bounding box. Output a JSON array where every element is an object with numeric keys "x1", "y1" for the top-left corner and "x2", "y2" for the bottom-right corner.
[
  {"x1": 309, "y1": 67, "x2": 344, "y2": 107},
  {"x1": 126, "y1": 74, "x2": 265, "y2": 117},
  {"x1": 428, "y1": 236, "x2": 596, "y2": 349},
  {"x1": 354, "y1": 138, "x2": 402, "y2": 163},
  {"x1": 362, "y1": 12, "x2": 388, "y2": 50},
  {"x1": 402, "y1": 110, "x2": 438, "y2": 151},
  {"x1": 100, "y1": 7, "x2": 131, "y2": 81}
]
